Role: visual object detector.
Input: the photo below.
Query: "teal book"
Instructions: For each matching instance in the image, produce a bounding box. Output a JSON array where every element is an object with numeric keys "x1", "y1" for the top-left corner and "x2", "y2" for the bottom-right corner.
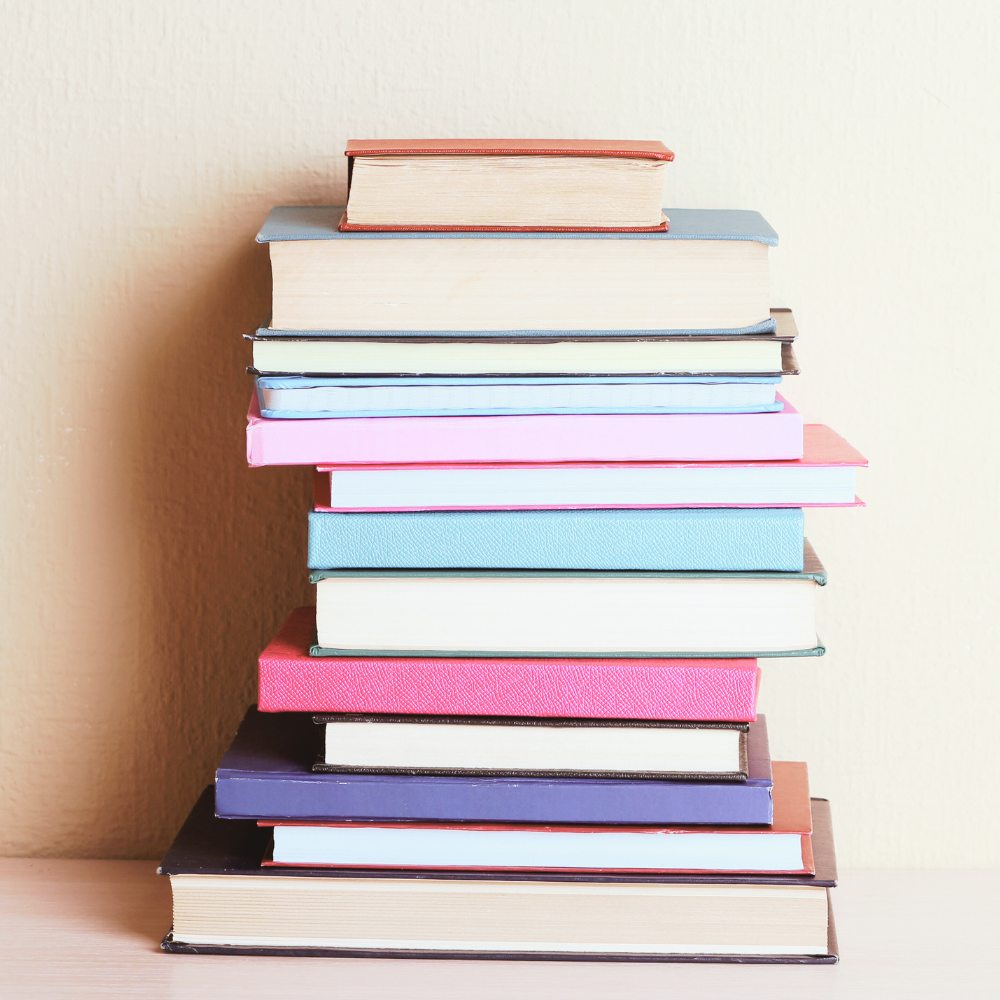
[{"x1": 307, "y1": 507, "x2": 805, "y2": 573}]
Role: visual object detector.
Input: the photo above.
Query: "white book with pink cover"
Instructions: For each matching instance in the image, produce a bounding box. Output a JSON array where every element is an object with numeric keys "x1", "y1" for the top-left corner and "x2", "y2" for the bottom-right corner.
[{"x1": 313, "y1": 424, "x2": 865, "y2": 510}]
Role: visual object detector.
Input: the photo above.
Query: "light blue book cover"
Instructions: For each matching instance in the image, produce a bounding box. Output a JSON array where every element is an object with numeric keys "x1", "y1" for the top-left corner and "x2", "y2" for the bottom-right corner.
[
  {"x1": 307, "y1": 507, "x2": 805, "y2": 573},
  {"x1": 256, "y1": 375, "x2": 783, "y2": 418}
]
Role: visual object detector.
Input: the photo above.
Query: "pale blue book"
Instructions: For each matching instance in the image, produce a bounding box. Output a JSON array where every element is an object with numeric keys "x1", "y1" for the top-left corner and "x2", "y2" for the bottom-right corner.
[
  {"x1": 307, "y1": 507, "x2": 805, "y2": 573},
  {"x1": 257, "y1": 375, "x2": 783, "y2": 418},
  {"x1": 255, "y1": 206, "x2": 778, "y2": 336}
]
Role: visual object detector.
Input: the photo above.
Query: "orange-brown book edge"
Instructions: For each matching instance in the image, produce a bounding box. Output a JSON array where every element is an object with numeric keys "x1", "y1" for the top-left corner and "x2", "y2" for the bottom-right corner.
[{"x1": 345, "y1": 138, "x2": 674, "y2": 160}]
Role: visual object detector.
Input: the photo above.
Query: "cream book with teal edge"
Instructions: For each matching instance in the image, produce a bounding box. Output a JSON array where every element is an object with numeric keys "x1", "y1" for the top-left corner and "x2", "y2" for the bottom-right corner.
[{"x1": 309, "y1": 542, "x2": 828, "y2": 658}]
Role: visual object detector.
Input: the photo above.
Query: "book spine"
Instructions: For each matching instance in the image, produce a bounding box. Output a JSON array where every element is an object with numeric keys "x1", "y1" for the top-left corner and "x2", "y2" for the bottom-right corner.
[
  {"x1": 247, "y1": 407, "x2": 804, "y2": 467},
  {"x1": 306, "y1": 508, "x2": 805, "y2": 572},
  {"x1": 257, "y1": 656, "x2": 760, "y2": 721}
]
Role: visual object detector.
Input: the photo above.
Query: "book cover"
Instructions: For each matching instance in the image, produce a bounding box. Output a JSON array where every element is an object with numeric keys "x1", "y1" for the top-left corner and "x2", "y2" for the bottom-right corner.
[
  {"x1": 246, "y1": 394, "x2": 804, "y2": 467},
  {"x1": 256, "y1": 205, "x2": 777, "y2": 246},
  {"x1": 345, "y1": 138, "x2": 674, "y2": 160},
  {"x1": 258, "y1": 607, "x2": 761, "y2": 720},
  {"x1": 306, "y1": 507, "x2": 806, "y2": 572},
  {"x1": 214, "y1": 708, "x2": 775, "y2": 824}
]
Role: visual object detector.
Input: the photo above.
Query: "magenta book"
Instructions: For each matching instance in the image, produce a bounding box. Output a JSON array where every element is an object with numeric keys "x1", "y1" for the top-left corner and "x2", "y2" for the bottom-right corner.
[{"x1": 258, "y1": 607, "x2": 760, "y2": 721}]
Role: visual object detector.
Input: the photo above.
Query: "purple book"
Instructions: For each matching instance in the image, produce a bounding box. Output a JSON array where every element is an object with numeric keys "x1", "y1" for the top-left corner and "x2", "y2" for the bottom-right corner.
[{"x1": 214, "y1": 707, "x2": 773, "y2": 824}]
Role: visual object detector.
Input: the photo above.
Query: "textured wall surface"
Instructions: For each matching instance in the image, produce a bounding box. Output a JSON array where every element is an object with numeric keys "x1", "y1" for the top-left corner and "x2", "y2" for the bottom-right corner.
[{"x1": 1, "y1": 0, "x2": 998, "y2": 865}]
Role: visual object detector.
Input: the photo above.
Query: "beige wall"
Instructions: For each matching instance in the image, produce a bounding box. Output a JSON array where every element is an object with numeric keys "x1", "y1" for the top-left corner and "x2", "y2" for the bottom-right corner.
[{"x1": 2, "y1": 0, "x2": 997, "y2": 865}]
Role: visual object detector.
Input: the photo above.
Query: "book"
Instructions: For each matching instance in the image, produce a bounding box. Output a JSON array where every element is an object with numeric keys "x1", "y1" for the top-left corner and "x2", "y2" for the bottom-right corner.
[
  {"x1": 311, "y1": 714, "x2": 752, "y2": 780},
  {"x1": 256, "y1": 206, "x2": 776, "y2": 332},
  {"x1": 255, "y1": 374, "x2": 784, "y2": 419},
  {"x1": 214, "y1": 708, "x2": 775, "y2": 824},
  {"x1": 342, "y1": 139, "x2": 674, "y2": 231},
  {"x1": 255, "y1": 305, "x2": 800, "y2": 341},
  {"x1": 310, "y1": 543, "x2": 826, "y2": 658},
  {"x1": 306, "y1": 507, "x2": 806, "y2": 573},
  {"x1": 161, "y1": 786, "x2": 838, "y2": 961},
  {"x1": 315, "y1": 423, "x2": 864, "y2": 511},
  {"x1": 246, "y1": 394, "x2": 804, "y2": 467},
  {"x1": 248, "y1": 334, "x2": 794, "y2": 377},
  {"x1": 258, "y1": 607, "x2": 761, "y2": 720},
  {"x1": 266, "y1": 762, "x2": 811, "y2": 873}
]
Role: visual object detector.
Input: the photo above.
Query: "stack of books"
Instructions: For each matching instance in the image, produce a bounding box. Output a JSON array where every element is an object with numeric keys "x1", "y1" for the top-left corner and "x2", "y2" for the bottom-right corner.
[{"x1": 159, "y1": 139, "x2": 866, "y2": 963}]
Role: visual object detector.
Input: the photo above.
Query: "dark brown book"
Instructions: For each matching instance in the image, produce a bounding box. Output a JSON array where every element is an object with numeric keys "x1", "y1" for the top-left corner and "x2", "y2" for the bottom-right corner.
[{"x1": 159, "y1": 788, "x2": 839, "y2": 963}]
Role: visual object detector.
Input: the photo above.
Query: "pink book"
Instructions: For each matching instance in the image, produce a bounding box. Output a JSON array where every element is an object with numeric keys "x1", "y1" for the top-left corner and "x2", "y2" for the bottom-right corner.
[
  {"x1": 246, "y1": 393, "x2": 803, "y2": 467},
  {"x1": 315, "y1": 423, "x2": 865, "y2": 512},
  {"x1": 258, "y1": 607, "x2": 760, "y2": 721}
]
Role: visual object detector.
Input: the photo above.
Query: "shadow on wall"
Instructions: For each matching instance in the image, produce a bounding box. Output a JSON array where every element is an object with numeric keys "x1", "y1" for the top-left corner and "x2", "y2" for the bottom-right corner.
[{"x1": 102, "y1": 199, "x2": 313, "y2": 858}]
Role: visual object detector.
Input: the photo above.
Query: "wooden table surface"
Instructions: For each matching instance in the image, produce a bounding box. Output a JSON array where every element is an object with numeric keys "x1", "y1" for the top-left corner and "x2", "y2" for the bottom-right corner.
[{"x1": 2, "y1": 859, "x2": 997, "y2": 998}]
